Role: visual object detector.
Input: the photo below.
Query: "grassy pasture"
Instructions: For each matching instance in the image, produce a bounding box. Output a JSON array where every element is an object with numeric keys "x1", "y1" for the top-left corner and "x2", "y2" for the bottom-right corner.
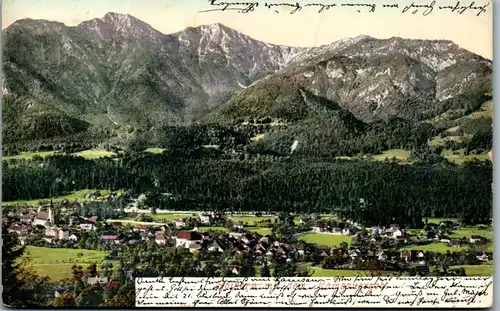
[
  {"x1": 18, "y1": 246, "x2": 109, "y2": 281},
  {"x1": 72, "y1": 149, "x2": 116, "y2": 159},
  {"x1": 298, "y1": 233, "x2": 352, "y2": 247},
  {"x1": 3, "y1": 189, "x2": 120, "y2": 206},
  {"x1": 246, "y1": 227, "x2": 272, "y2": 235},
  {"x1": 372, "y1": 149, "x2": 411, "y2": 162},
  {"x1": 2, "y1": 151, "x2": 57, "y2": 161},
  {"x1": 227, "y1": 216, "x2": 275, "y2": 226},
  {"x1": 144, "y1": 148, "x2": 165, "y2": 154},
  {"x1": 250, "y1": 134, "x2": 265, "y2": 142},
  {"x1": 450, "y1": 264, "x2": 493, "y2": 276}
]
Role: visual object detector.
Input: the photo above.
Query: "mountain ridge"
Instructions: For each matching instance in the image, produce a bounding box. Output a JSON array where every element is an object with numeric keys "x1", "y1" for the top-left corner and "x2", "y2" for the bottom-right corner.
[{"x1": 2, "y1": 12, "x2": 492, "y2": 152}]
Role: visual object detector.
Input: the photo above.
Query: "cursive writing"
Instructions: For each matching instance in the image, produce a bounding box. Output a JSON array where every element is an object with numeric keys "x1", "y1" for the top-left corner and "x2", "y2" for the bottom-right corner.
[
  {"x1": 135, "y1": 276, "x2": 493, "y2": 308},
  {"x1": 198, "y1": 0, "x2": 489, "y2": 16}
]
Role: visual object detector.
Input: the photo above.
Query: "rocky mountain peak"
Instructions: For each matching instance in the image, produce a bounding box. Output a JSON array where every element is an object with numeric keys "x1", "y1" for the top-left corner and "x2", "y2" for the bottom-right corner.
[{"x1": 77, "y1": 12, "x2": 163, "y2": 43}]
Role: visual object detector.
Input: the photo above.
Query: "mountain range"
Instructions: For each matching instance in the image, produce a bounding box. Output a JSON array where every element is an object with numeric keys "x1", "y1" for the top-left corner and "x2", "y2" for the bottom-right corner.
[{"x1": 1, "y1": 12, "x2": 493, "y2": 151}]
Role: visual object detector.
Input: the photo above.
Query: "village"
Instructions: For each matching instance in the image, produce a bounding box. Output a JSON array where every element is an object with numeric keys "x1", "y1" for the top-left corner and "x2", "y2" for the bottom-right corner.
[{"x1": 4, "y1": 192, "x2": 493, "y2": 281}]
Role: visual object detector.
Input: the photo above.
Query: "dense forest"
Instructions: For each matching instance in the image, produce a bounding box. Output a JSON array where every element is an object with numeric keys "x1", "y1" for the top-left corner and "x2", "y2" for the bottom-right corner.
[{"x1": 3, "y1": 151, "x2": 492, "y2": 228}]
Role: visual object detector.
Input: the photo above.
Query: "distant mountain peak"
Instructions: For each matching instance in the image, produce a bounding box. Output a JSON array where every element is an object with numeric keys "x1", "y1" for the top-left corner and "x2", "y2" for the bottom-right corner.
[
  {"x1": 99, "y1": 12, "x2": 153, "y2": 31},
  {"x1": 77, "y1": 11, "x2": 163, "y2": 41},
  {"x1": 101, "y1": 12, "x2": 134, "y2": 25}
]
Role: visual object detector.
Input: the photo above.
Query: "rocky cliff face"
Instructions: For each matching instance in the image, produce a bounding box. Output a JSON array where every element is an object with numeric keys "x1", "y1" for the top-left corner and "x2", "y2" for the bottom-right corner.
[{"x1": 211, "y1": 35, "x2": 492, "y2": 123}]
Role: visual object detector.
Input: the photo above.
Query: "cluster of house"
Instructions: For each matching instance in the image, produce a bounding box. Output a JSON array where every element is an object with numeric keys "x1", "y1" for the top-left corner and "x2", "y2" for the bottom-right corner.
[
  {"x1": 6, "y1": 206, "x2": 492, "y2": 270},
  {"x1": 312, "y1": 219, "x2": 406, "y2": 241},
  {"x1": 7, "y1": 206, "x2": 98, "y2": 245}
]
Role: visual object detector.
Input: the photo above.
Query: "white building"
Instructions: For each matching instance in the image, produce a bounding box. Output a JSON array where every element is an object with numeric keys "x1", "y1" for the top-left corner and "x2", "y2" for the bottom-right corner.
[
  {"x1": 173, "y1": 219, "x2": 186, "y2": 229},
  {"x1": 175, "y1": 231, "x2": 203, "y2": 248},
  {"x1": 80, "y1": 223, "x2": 94, "y2": 231},
  {"x1": 34, "y1": 207, "x2": 54, "y2": 227},
  {"x1": 393, "y1": 229, "x2": 405, "y2": 240},
  {"x1": 155, "y1": 232, "x2": 167, "y2": 245},
  {"x1": 199, "y1": 213, "x2": 213, "y2": 225},
  {"x1": 58, "y1": 230, "x2": 70, "y2": 240},
  {"x1": 342, "y1": 228, "x2": 353, "y2": 236},
  {"x1": 45, "y1": 227, "x2": 59, "y2": 238}
]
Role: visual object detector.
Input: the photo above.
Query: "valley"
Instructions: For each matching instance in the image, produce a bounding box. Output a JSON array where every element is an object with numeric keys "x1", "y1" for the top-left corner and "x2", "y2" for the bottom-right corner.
[{"x1": 1, "y1": 11, "x2": 493, "y2": 309}]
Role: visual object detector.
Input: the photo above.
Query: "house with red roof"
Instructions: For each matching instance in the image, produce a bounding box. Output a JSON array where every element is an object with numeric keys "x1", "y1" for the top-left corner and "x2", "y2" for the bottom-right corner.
[{"x1": 175, "y1": 231, "x2": 203, "y2": 248}]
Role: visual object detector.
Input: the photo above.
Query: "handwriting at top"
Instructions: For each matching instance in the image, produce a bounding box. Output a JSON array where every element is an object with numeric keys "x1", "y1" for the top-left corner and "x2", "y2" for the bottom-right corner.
[{"x1": 198, "y1": 0, "x2": 490, "y2": 16}]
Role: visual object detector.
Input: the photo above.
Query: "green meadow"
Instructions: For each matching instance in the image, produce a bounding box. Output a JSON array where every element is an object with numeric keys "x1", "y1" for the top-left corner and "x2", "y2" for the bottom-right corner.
[
  {"x1": 18, "y1": 246, "x2": 110, "y2": 282},
  {"x1": 3, "y1": 189, "x2": 121, "y2": 206},
  {"x1": 2, "y1": 151, "x2": 57, "y2": 161},
  {"x1": 72, "y1": 149, "x2": 116, "y2": 159},
  {"x1": 298, "y1": 233, "x2": 352, "y2": 247}
]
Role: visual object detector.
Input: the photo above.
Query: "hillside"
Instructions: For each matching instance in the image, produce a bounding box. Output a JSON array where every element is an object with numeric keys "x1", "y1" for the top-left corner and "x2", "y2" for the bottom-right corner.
[
  {"x1": 2, "y1": 13, "x2": 493, "y2": 158},
  {"x1": 2, "y1": 13, "x2": 302, "y2": 147},
  {"x1": 207, "y1": 36, "x2": 492, "y2": 123}
]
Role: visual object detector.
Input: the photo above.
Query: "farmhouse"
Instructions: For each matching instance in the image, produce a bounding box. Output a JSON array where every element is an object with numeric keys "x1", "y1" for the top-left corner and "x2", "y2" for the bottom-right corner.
[
  {"x1": 469, "y1": 235, "x2": 487, "y2": 244},
  {"x1": 393, "y1": 229, "x2": 405, "y2": 240},
  {"x1": 100, "y1": 234, "x2": 121, "y2": 244},
  {"x1": 34, "y1": 208, "x2": 54, "y2": 227},
  {"x1": 133, "y1": 226, "x2": 148, "y2": 232},
  {"x1": 342, "y1": 228, "x2": 353, "y2": 236},
  {"x1": 199, "y1": 212, "x2": 213, "y2": 225},
  {"x1": 21, "y1": 214, "x2": 35, "y2": 225},
  {"x1": 414, "y1": 251, "x2": 426, "y2": 264},
  {"x1": 58, "y1": 229, "x2": 70, "y2": 240},
  {"x1": 175, "y1": 231, "x2": 203, "y2": 248},
  {"x1": 45, "y1": 227, "x2": 59, "y2": 238},
  {"x1": 8, "y1": 225, "x2": 29, "y2": 236},
  {"x1": 173, "y1": 219, "x2": 186, "y2": 229},
  {"x1": 233, "y1": 221, "x2": 244, "y2": 229},
  {"x1": 80, "y1": 223, "x2": 94, "y2": 231},
  {"x1": 155, "y1": 232, "x2": 167, "y2": 245},
  {"x1": 400, "y1": 250, "x2": 412, "y2": 262}
]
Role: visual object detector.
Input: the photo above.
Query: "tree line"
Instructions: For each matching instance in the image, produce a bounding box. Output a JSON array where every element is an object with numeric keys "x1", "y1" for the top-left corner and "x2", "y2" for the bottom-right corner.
[{"x1": 3, "y1": 154, "x2": 492, "y2": 227}]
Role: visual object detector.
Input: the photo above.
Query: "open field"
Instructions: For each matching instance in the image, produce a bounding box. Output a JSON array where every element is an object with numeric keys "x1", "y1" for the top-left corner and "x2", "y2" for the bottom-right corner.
[
  {"x1": 400, "y1": 243, "x2": 469, "y2": 252},
  {"x1": 148, "y1": 213, "x2": 197, "y2": 221},
  {"x1": 403, "y1": 226, "x2": 493, "y2": 252},
  {"x1": 451, "y1": 264, "x2": 493, "y2": 276},
  {"x1": 3, "y1": 149, "x2": 118, "y2": 161},
  {"x1": 18, "y1": 246, "x2": 109, "y2": 281},
  {"x1": 72, "y1": 149, "x2": 116, "y2": 159},
  {"x1": 200, "y1": 226, "x2": 229, "y2": 232},
  {"x1": 228, "y1": 216, "x2": 275, "y2": 226},
  {"x1": 441, "y1": 150, "x2": 489, "y2": 164},
  {"x1": 298, "y1": 233, "x2": 352, "y2": 247},
  {"x1": 144, "y1": 148, "x2": 165, "y2": 154},
  {"x1": 372, "y1": 149, "x2": 411, "y2": 162},
  {"x1": 247, "y1": 227, "x2": 272, "y2": 235},
  {"x1": 371, "y1": 148, "x2": 489, "y2": 165},
  {"x1": 2, "y1": 151, "x2": 57, "y2": 161},
  {"x1": 429, "y1": 135, "x2": 471, "y2": 147},
  {"x1": 450, "y1": 227, "x2": 493, "y2": 241},
  {"x1": 250, "y1": 134, "x2": 265, "y2": 142},
  {"x1": 3, "y1": 189, "x2": 121, "y2": 206},
  {"x1": 425, "y1": 217, "x2": 459, "y2": 225}
]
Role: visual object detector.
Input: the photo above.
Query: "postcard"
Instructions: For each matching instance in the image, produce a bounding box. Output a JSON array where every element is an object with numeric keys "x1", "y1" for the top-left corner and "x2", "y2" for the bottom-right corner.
[{"x1": 1, "y1": 0, "x2": 493, "y2": 308}]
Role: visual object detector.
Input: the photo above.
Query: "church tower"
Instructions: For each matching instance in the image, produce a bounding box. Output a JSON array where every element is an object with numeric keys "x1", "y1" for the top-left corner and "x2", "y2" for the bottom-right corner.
[{"x1": 48, "y1": 206, "x2": 53, "y2": 223}]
